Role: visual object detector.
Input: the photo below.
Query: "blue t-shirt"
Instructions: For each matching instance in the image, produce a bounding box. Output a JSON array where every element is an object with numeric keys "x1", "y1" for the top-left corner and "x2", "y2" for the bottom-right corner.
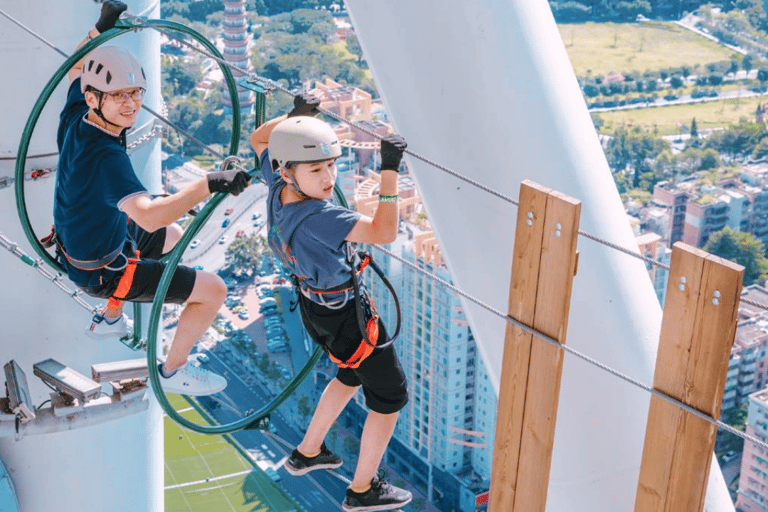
[
  {"x1": 54, "y1": 78, "x2": 148, "y2": 286},
  {"x1": 260, "y1": 151, "x2": 361, "y2": 298}
]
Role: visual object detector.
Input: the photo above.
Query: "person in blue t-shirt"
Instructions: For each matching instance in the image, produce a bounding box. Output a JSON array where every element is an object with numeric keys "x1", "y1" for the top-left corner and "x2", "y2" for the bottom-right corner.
[
  {"x1": 52, "y1": 0, "x2": 251, "y2": 396},
  {"x1": 250, "y1": 96, "x2": 412, "y2": 512}
]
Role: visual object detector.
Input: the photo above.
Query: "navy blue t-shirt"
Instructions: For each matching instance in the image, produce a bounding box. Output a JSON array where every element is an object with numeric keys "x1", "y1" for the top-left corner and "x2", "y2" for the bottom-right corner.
[
  {"x1": 54, "y1": 78, "x2": 148, "y2": 286},
  {"x1": 260, "y1": 151, "x2": 361, "y2": 296}
]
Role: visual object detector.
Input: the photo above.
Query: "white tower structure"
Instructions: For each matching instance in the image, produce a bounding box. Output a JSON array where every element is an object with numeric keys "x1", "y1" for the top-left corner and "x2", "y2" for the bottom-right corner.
[
  {"x1": 0, "y1": 1, "x2": 163, "y2": 511},
  {"x1": 344, "y1": 1, "x2": 735, "y2": 511}
]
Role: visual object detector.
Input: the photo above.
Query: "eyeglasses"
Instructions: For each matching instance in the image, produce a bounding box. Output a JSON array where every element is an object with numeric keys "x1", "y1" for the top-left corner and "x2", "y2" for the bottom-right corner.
[{"x1": 104, "y1": 88, "x2": 145, "y2": 104}]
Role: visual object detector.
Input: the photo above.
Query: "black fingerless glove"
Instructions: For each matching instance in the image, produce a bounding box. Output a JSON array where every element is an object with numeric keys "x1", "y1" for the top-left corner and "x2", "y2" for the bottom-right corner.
[
  {"x1": 95, "y1": 0, "x2": 128, "y2": 33},
  {"x1": 287, "y1": 93, "x2": 320, "y2": 118},
  {"x1": 207, "y1": 170, "x2": 251, "y2": 196},
  {"x1": 380, "y1": 133, "x2": 407, "y2": 172}
]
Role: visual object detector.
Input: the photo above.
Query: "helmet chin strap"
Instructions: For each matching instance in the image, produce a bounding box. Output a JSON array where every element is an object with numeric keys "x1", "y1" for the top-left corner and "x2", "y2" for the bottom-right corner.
[
  {"x1": 93, "y1": 92, "x2": 126, "y2": 133},
  {"x1": 280, "y1": 168, "x2": 309, "y2": 199}
]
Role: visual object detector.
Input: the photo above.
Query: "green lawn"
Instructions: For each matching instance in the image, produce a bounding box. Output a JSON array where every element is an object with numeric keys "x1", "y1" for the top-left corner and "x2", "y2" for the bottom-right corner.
[
  {"x1": 558, "y1": 21, "x2": 736, "y2": 77},
  {"x1": 164, "y1": 394, "x2": 300, "y2": 512},
  {"x1": 596, "y1": 94, "x2": 764, "y2": 136}
]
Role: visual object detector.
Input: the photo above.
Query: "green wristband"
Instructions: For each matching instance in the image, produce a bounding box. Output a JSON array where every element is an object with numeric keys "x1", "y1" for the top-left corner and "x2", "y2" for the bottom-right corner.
[{"x1": 379, "y1": 194, "x2": 399, "y2": 203}]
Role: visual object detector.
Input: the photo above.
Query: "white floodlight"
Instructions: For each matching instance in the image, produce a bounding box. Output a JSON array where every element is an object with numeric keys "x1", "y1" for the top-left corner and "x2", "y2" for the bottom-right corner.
[
  {"x1": 33, "y1": 359, "x2": 101, "y2": 403},
  {"x1": 91, "y1": 358, "x2": 148, "y2": 383},
  {"x1": 4, "y1": 360, "x2": 35, "y2": 422}
]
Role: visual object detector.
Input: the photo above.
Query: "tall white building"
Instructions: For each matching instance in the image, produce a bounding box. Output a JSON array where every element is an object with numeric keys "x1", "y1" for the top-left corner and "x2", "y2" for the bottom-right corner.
[{"x1": 353, "y1": 185, "x2": 496, "y2": 511}]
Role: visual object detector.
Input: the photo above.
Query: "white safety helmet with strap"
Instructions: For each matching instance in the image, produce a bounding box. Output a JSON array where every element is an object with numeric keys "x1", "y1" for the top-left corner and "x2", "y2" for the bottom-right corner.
[
  {"x1": 80, "y1": 46, "x2": 146, "y2": 94},
  {"x1": 268, "y1": 116, "x2": 342, "y2": 170}
]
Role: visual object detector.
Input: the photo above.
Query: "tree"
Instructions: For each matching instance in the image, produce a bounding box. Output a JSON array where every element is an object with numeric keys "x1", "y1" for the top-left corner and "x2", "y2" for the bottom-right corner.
[
  {"x1": 297, "y1": 395, "x2": 312, "y2": 423},
  {"x1": 690, "y1": 117, "x2": 698, "y2": 138},
  {"x1": 718, "y1": 402, "x2": 747, "y2": 457},
  {"x1": 704, "y1": 227, "x2": 768, "y2": 286},
  {"x1": 758, "y1": 68, "x2": 768, "y2": 84},
  {"x1": 604, "y1": 126, "x2": 669, "y2": 188},
  {"x1": 226, "y1": 234, "x2": 267, "y2": 275},
  {"x1": 345, "y1": 33, "x2": 365, "y2": 64},
  {"x1": 669, "y1": 75, "x2": 684, "y2": 89}
]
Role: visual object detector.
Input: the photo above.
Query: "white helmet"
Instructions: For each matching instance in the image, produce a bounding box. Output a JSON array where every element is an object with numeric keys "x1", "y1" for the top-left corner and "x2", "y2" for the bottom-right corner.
[
  {"x1": 80, "y1": 46, "x2": 146, "y2": 94},
  {"x1": 269, "y1": 117, "x2": 342, "y2": 169}
]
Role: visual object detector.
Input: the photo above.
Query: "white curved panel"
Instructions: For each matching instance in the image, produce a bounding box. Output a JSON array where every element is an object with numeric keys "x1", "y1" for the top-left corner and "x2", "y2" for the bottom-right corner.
[{"x1": 344, "y1": 1, "x2": 733, "y2": 510}]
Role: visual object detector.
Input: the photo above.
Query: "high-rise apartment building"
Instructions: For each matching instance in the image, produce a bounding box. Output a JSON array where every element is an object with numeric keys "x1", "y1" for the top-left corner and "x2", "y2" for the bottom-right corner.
[
  {"x1": 347, "y1": 184, "x2": 496, "y2": 511},
  {"x1": 735, "y1": 388, "x2": 768, "y2": 511}
]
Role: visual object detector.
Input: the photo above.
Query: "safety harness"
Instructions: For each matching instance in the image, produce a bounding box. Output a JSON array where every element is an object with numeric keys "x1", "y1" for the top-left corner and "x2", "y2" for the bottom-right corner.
[
  {"x1": 293, "y1": 243, "x2": 401, "y2": 369},
  {"x1": 41, "y1": 225, "x2": 139, "y2": 315}
]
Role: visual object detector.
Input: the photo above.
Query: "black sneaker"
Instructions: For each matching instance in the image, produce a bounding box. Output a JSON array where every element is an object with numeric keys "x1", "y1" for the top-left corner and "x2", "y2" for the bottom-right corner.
[
  {"x1": 342, "y1": 473, "x2": 412, "y2": 511},
  {"x1": 284, "y1": 442, "x2": 342, "y2": 476}
]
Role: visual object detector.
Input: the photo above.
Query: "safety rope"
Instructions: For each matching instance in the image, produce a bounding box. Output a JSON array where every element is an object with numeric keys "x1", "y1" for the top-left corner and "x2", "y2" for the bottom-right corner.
[
  {"x1": 372, "y1": 243, "x2": 768, "y2": 453},
  {"x1": 0, "y1": 232, "x2": 98, "y2": 315}
]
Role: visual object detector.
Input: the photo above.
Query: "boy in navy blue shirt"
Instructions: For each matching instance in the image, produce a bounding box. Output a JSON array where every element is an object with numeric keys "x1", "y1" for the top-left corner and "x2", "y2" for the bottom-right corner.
[
  {"x1": 251, "y1": 99, "x2": 411, "y2": 511},
  {"x1": 53, "y1": 1, "x2": 250, "y2": 396}
]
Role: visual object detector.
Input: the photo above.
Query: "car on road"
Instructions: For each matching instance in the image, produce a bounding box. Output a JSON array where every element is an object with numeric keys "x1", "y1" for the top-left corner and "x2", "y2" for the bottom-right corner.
[
  {"x1": 190, "y1": 239, "x2": 201, "y2": 249},
  {"x1": 252, "y1": 212, "x2": 262, "y2": 221},
  {"x1": 238, "y1": 309, "x2": 249, "y2": 320},
  {"x1": 221, "y1": 218, "x2": 231, "y2": 228},
  {"x1": 197, "y1": 353, "x2": 209, "y2": 363},
  {"x1": 219, "y1": 235, "x2": 228, "y2": 245},
  {"x1": 722, "y1": 450, "x2": 737, "y2": 464},
  {"x1": 224, "y1": 207, "x2": 234, "y2": 215}
]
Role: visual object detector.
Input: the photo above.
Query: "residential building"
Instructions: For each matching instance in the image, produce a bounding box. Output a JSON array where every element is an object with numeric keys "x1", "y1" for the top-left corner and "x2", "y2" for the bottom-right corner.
[
  {"x1": 636, "y1": 232, "x2": 671, "y2": 306},
  {"x1": 347, "y1": 191, "x2": 496, "y2": 512},
  {"x1": 310, "y1": 78, "x2": 372, "y2": 121},
  {"x1": 735, "y1": 388, "x2": 768, "y2": 511},
  {"x1": 681, "y1": 190, "x2": 729, "y2": 248},
  {"x1": 653, "y1": 180, "x2": 690, "y2": 245}
]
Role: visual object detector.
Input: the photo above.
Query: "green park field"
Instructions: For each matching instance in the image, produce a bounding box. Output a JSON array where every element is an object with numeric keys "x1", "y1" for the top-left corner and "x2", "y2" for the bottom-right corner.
[
  {"x1": 596, "y1": 95, "x2": 765, "y2": 136},
  {"x1": 558, "y1": 21, "x2": 736, "y2": 78},
  {"x1": 164, "y1": 395, "x2": 299, "y2": 512}
]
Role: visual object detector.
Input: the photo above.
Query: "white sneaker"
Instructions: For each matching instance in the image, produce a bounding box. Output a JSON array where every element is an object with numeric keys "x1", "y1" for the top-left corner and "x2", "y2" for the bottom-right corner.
[
  {"x1": 86, "y1": 313, "x2": 133, "y2": 340},
  {"x1": 159, "y1": 362, "x2": 227, "y2": 396}
]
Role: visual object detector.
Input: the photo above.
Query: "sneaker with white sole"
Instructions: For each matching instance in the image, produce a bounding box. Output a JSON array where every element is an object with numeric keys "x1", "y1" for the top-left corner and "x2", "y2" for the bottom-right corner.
[
  {"x1": 284, "y1": 442, "x2": 343, "y2": 476},
  {"x1": 86, "y1": 312, "x2": 133, "y2": 340},
  {"x1": 158, "y1": 362, "x2": 227, "y2": 396},
  {"x1": 342, "y1": 472, "x2": 412, "y2": 512}
]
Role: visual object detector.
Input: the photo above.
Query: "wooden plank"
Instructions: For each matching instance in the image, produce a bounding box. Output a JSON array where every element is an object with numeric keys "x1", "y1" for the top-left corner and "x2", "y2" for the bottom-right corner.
[
  {"x1": 489, "y1": 181, "x2": 547, "y2": 510},
  {"x1": 634, "y1": 243, "x2": 743, "y2": 512},
  {"x1": 489, "y1": 180, "x2": 580, "y2": 512},
  {"x1": 514, "y1": 187, "x2": 581, "y2": 512}
]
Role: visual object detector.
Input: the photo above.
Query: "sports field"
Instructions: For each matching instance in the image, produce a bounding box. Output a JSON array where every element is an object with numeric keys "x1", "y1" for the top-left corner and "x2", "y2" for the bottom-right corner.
[
  {"x1": 558, "y1": 21, "x2": 735, "y2": 77},
  {"x1": 596, "y1": 94, "x2": 764, "y2": 136},
  {"x1": 164, "y1": 395, "x2": 299, "y2": 512}
]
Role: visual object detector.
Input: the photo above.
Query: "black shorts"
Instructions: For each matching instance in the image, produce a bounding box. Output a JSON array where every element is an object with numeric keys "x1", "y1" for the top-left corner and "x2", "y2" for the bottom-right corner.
[
  {"x1": 299, "y1": 293, "x2": 408, "y2": 414},
  {"x1": 80, "y1": 221, "x2": 196, "y2": 304}
]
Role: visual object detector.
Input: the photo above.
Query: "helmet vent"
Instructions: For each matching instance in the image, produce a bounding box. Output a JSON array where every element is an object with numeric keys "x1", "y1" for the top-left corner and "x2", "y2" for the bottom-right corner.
[
  {"x1": 95, "y1": 63, "x2": 103, "y2": 75},
  {"x1": 106, "y1": 72, "x2": 112, "y2": 84},
  {"x1": 87, "y1": 60, "x2": 95, "y2": 72}
]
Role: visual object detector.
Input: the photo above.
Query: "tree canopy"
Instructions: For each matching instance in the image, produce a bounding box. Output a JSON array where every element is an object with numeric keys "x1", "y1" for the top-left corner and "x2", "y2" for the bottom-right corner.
[{"x1": 704, "y1": 227, "x2": 768, "y2": 286}]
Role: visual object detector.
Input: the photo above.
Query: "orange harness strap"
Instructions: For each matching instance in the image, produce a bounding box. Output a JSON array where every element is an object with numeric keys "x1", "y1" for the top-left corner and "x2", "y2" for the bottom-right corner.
[
  {"x1": 327, "y1": 314, "x2": 379, "y2": 369},
  {"x1": 106, "y1": 251, "x2": 140, "y2": 313}
]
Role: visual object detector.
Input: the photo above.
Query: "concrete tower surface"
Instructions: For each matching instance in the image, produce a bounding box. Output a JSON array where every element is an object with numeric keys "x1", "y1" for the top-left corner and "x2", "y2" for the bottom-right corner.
[
  {"x1": 344, "y1": 1, "x2": 735, "y2": 511},
  {"x1": 0, "y1": 1, "x2": 163, "y2": 511}
]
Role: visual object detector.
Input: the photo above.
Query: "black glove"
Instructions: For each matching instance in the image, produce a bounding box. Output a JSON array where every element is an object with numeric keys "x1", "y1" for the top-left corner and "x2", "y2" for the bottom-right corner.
[
  {"x1": 287, "y1": 93, "x2": 320, "y2": 118},
  {"x1": 207, "y1": 170, "x2": 251, "y2": 196},
  {"x1": 380, "y1": 133, "x2": 407, "y2": 172},
  {"x1": 95, "y1": 0, "x2": 128, "y2": 33}
]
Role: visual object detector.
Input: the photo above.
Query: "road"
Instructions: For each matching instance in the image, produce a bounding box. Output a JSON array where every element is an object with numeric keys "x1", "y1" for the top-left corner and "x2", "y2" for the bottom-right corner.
[{"x1": 192, "y1": 343, "x2": 349, "y2": 511}]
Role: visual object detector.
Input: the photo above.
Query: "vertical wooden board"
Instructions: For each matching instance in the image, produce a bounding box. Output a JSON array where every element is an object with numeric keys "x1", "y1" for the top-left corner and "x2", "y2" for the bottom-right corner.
[
  {"x1": 509, "y1": 180, "x2": 549, "y2": 323},
  {"x1": 533, "y1": 189, "x2": 581, "y2": 340},
  {"x1": 514, "y1": 190, "x2": 580, "y2": 511},
  {"x1": 663, "y1": 413, "x2": 717, "y2": 512},
  {"x1": 489, "y1": 326, "x2": 534, "y2": 511},
  {"x1": 635, "y1": 397, "x2": 682, "y2": 511},
  {"x1": 686, "y1": 254, "x2": 743, "y2": 415},
  {"x1": 514, "y1": 342, "x2": 565, "y2": 512},
  {"x1": 653, "y1": 244, "x2": 705, "y2": 398},
  {"x1": 490, "y1": 180, "x2": 549, "y2": 512}
]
